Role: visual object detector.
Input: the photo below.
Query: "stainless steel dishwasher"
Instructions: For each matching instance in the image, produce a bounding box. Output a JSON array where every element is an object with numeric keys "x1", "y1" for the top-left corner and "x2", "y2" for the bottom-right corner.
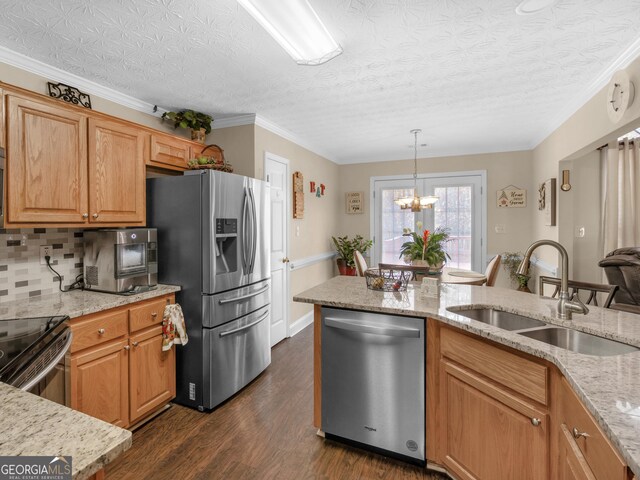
[{"x1": 321, "y1": 307, "x2": 425, "y2": 463}]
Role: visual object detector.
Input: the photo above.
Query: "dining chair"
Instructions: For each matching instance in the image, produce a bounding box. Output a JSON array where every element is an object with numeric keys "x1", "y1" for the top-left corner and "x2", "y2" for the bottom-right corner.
[
  {"x1": 484, "y1": 255, "x2": 502, "y2": 287},
  {"x1": 354, "y1": 251, "x2": 368, "y2": 277},
  {"x1": 538, "y1": 276, "x2": 618, "y2": 308}
]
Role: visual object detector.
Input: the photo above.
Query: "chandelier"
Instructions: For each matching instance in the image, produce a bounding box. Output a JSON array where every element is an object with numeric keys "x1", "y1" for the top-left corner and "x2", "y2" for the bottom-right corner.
[{"x1": 395, "y1": 129, "x2": 438, "y2": 212}]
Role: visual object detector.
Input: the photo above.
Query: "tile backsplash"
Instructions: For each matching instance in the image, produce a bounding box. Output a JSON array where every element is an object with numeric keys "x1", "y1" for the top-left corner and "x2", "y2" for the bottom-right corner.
[{"x1": 0, "y1": 228, "x2": 84, "y2": 303}]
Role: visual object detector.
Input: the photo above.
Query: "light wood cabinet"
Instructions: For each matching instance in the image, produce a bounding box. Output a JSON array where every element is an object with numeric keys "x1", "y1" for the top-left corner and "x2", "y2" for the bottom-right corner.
[
  {"x1": 88, "y1": 117, "x2": 145, "y2": 224},
  {"x1": 70, "y1": 338, "x2": 129, "y2": 428},
  {"x1": 5, "y1": 93, "x2": 88, "y2": 224},
  {"x1": 426, "y1": 319, "x2": 632, "y2": 480},
  {"x1": 558, "y1": 423, "x2": 597, "y2": 480},
  {"x1": 129, "y1": 325, "x2": 175, "y2": 423},
  {"x1": 147, "y1": 132, "x2": 193, "y2": 170},
  {"x1": 69, "y1": 293, "x2": 175, "y2": 429},
  {"x1": 439, "y1": 359, "x2": 549, "y2": 480},
  {"x1": 556, "y1": 377, "x2": 627, "y2": 480}
]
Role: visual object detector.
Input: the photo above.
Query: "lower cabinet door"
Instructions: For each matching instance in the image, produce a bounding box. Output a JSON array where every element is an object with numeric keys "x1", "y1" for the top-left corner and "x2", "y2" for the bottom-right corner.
[
  {"x1": 71, "y1": 339, "x2": 129, "y2": 427},
  {"x1": 558, "y1": 424, "x2": 597, "y2": 480},
  {"x1": 441, "y1": 361, "x2": 549, "y2": 480},
  {"x1": 129, "y1": 326, "x2": 176, "y2": 423}
]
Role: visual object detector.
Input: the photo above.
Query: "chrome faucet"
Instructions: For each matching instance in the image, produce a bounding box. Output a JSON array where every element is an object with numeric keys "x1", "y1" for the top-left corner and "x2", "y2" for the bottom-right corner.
[{"x1": 517, "y1": 239, "x2": 589, "y2": 320}]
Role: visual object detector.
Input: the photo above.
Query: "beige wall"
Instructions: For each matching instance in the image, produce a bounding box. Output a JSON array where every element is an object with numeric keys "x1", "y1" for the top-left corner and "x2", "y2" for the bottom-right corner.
[
  {"x1": 208, "y1": 124, "x2": 255, "y2": 178},
  {"x1": 337, "y1": 151, "x2": 534, "y2": 288},
  {"x1": 254, "y1": 126, "x2": 341, "y2": 325},
  {"x1": 532, "y1": 56, "x2": 640, "y2": 266}
]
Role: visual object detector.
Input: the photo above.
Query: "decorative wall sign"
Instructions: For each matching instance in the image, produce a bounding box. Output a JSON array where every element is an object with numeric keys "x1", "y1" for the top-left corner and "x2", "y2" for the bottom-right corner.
[
  {"x1": 539, "y1": 178, "x2": 556, "y2": 226},
  {"x1": 496, "y1": 185, "x2": 526, "y2": 208},
  {"x1": 47, "y1": 82, "x2": 92, "y2": 109},
  {"x1": 345, "y1": 191, "x2": 364, "y2": 214},
  {"x1": 293, "y1": 171, "x2": 304, "y2": 219}
]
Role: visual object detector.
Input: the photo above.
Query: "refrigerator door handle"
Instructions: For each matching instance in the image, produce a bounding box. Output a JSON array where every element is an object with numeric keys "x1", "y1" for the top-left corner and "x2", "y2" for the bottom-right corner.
[
  {"x1": 248, "y1": 187, "x2": 257, "y2": 273},
  {"x1": 324, "y1": 317, "x2": 422, "y2": 338},
  {"x1": 241, "y1": 187, "x2": 249, "y2": 272},
  {"x1": 218, "y1": 285, "x2": 269, "y2": 305},
  {"x1": 219, "y1": 311, "x2": 269, "y2": 337}
]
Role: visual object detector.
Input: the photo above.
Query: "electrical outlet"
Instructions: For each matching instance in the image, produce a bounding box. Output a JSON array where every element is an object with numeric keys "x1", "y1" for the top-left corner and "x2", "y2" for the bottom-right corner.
[{"x1": 40, "y1": 246, "x2": 52, "y2": 265}]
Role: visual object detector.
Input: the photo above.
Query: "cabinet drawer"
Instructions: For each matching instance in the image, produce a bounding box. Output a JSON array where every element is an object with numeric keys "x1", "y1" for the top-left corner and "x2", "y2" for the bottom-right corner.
[
  {"x1": 559, "y1": 378, "x2": 626, "y2": 480},
  {"x1": 440, "y1": 327, "x2": 548, "y2": 405},
  {"x1": 129, "y1": 296, "x2": 172, "y2": 333},
  {"x1": 70, "y1": 310, "x2": 128, "y2": 353}
]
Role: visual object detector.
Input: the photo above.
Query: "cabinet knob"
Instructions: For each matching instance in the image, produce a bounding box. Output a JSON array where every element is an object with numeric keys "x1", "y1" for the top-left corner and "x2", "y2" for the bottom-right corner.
[
  {"x1": 123, "y1": 345, "x2": 130, "y2": 351},
  {"x1": 132, "y1": 341, "x2": 139, "y2": 347},
  {"x1": 92, "y1": 213, "x2": 99, "y2": 219},
  {"x1": 531, "y1": 418, "x2": 541, "y2": 426},
  {"x1": 97, "y1": 328, "x2": 105, "y2": 335},
  {"x1": 572, "y1": 427, "x2": 590, "y2": 439},
  {"x1": 151, "y1": 312, "x2": 158, "y2": 318},
  {"x1": 82, "y1": 213, "x2": 89, "y2": 219}
]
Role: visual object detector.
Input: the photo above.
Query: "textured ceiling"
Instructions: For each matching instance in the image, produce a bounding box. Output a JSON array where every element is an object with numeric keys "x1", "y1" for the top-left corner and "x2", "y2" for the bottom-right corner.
[{"x1": 0, "y1": 0, "x2": 639, "y2": 164}]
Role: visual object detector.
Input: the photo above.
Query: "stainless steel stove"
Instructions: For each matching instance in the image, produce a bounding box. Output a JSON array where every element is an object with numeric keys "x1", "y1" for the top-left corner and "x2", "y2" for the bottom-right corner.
[{"x1": 0, "y1": 315, "x2": 72, "y2": 404}]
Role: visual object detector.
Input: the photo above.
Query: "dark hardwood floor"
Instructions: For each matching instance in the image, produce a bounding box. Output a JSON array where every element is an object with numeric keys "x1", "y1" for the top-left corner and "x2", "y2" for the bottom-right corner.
[{"x1": 106, "y1": 325, "x2": 446, "y2": 480}]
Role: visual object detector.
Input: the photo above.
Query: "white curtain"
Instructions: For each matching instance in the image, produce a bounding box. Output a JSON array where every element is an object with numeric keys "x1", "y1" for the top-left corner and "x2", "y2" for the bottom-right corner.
[{"x1": 601, "y1": 139, "x2": 640, "y2": 257}]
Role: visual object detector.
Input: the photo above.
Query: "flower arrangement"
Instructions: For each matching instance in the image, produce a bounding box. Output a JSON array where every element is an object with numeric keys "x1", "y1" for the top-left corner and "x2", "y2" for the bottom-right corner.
[{"x1": 399, "y1": 223, "x2": 451, "y2": 267}]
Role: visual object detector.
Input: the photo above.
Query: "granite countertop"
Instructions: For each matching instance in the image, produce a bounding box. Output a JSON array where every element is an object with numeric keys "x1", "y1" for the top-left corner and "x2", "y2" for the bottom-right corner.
[
  {"x1": 0, "y1": 284, "x2": 181, "y2": 321},
  {"x1": 0, "y1": 383, "x2": 131, "y2": 480},
  {"x1": 294, "y1": 276, "x2": 640, "y2": 476}
]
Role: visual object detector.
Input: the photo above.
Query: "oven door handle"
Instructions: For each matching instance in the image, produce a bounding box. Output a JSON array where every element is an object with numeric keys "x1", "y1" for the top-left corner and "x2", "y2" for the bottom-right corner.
[
  {"x1": 218, "y1": 285, "x2": 269, "y2": 305},
  {"x1": 219, "y1": 311, "x2": 269, "y2": 337},
  {"x1": 19, "y1": 330, "x2": 73, "y2": 392}
]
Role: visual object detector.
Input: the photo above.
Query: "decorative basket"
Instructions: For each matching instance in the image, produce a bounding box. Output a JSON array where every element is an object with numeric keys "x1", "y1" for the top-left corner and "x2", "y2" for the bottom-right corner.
[
  {"x1": 364, "y1": 268, "x2": 412, "y2": 292},
  {"x1": 188, "y1": 144, "x2": 234, "y2": 172}
]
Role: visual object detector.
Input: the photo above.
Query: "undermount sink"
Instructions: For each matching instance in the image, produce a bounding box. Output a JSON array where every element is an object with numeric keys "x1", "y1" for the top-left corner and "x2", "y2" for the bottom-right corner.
[
  {"x1": 518, "y1": 327, "x2": 639, "y2": 356},
  {"x1": 449, "y1": 307, "x2": 547, "y2": 331}
]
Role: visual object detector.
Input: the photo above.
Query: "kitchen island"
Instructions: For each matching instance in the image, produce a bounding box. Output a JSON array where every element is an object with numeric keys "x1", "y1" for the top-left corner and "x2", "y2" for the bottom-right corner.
[{"x1": 295, "y1": 276, "x2": 640, "y2": 479}]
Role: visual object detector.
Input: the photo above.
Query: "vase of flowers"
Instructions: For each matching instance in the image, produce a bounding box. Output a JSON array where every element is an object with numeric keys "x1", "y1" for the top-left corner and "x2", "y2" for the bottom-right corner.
[
  {"x1": 502, "y1": 251, "x2": 532, "y2": 292},
  {"x1": 399, "y1": 225, "x2": 450, "y2": 270}
]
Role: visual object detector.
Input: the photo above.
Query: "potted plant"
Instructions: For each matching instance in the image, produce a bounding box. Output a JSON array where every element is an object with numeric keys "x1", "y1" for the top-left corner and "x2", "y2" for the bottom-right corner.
[
  {"x1": 332, "y1": 235, "x2": 373, "y2": 276},
  {"x1": 399, "y1": 226, "x2": 450, "y2": 270},
  {"x1": 161, "y1": 109, "x2": 214, "y2": 143},
  {"x1": 502, "y1": 251, "x2": 532, "y2": 292}
]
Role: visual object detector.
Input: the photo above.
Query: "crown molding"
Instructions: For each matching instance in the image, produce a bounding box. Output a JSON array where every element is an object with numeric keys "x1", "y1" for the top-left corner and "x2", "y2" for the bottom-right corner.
[
  {"x1": 338, "y1": 143, "x2": 532, "y2": 165},
  {"x1": 211, "y1": 114, "x2": 258, "y2": 129},
  {"x1": 0, "y1": 45, "x2": 167, "y2": 117},
  {"x1": 213, "y1": 113, "x2": 339, "y2": 163},
  {"x1": 530, "y1": 34, "x2": 640, "y2": 149}
]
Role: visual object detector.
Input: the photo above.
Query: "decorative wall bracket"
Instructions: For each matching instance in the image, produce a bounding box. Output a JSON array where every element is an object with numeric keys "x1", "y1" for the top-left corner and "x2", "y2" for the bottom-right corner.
[{"x1": 47, "y1": 82, "x2": 92, "y2": 109}]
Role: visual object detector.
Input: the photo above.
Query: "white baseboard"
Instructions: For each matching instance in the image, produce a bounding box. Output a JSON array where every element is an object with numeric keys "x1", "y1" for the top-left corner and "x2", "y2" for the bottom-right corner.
[{"x1": 289, "y1": 310, "x2": 314, "y2": 337}]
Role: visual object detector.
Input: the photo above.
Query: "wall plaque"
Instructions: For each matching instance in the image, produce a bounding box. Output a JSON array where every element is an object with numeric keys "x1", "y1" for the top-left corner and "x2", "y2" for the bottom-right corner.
[
  {"x1": 345, "y1": 191, "x2": 364, "y2": 214},
  {"x1": 497, "y1": 185, "x2": 526, "y2": 208}
]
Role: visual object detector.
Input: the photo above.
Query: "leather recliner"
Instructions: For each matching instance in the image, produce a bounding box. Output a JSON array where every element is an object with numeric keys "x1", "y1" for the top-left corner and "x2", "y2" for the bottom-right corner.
[{"x1": 598, "y1": 247, "x2": 640, "y2": 313}]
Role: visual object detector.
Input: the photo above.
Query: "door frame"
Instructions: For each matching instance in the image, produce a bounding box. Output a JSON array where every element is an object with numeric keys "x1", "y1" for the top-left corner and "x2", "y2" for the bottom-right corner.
[
  {"x1": 264, "y1": 151, "x2": 290, "y2": 341},
  {"x1": 370, "y1": 170, "x2": 487, "y2": 270}
]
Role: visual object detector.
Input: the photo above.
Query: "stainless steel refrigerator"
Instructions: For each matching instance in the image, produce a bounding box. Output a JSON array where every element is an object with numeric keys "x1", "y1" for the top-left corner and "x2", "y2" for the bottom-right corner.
[{"x1": 147, "y1": 170, "x2": 271, "y2": 411}]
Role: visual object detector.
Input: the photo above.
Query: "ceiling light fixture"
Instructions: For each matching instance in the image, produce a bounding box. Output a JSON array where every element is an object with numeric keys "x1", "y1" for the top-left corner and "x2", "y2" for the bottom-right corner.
[
  {"x1": 515, "y1": 0, "x2": 560, "y2": 15},
  {"x1": 237, "y1": 0, "x2": 343, "y2": 66},
  {"x1": 395, "y1": 130, "x2": 438, "y2": 212}
]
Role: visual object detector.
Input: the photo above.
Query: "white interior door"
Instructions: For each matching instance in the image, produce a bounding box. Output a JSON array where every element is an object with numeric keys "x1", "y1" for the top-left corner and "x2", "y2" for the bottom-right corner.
[
  {"x1": 265, "y1": 153, "x2": 289, "y2": 347},
  {"x1": 372, "y1": 172, "x2": 486, "y2": 272}
]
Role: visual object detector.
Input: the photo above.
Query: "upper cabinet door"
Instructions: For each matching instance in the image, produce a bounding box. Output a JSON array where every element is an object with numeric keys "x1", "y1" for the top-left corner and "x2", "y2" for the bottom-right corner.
[
  {"x1": 148, "y1": 133, "x2": 192, "y2": 170},
  {"x1": 88, "y1": 117, "x2": 145, "y2": 224},
  {"x1": 6, "y1": 94, "x2": 88, "y2": 224}
]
